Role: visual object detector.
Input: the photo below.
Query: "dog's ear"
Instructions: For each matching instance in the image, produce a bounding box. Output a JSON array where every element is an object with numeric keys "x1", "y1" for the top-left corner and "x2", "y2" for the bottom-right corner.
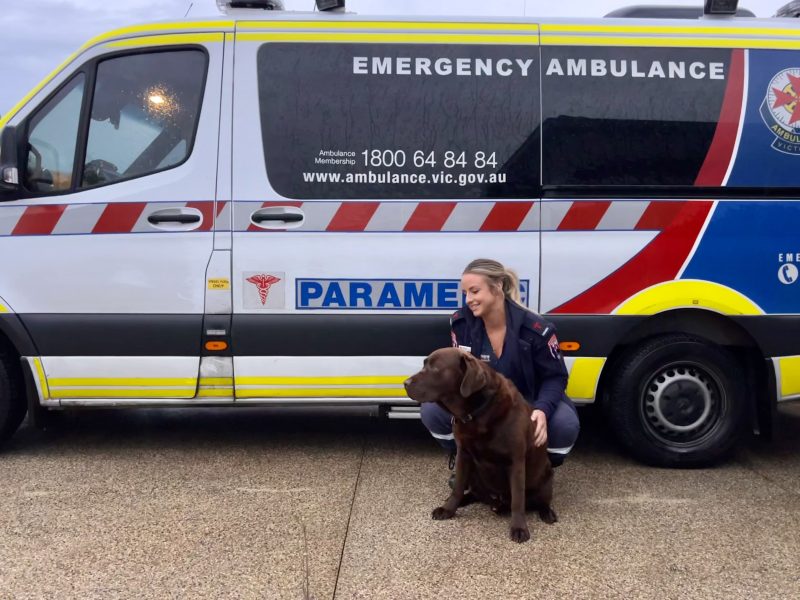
[{"x1": 459, "y1": 352, "x2": 488, "y2": 397}]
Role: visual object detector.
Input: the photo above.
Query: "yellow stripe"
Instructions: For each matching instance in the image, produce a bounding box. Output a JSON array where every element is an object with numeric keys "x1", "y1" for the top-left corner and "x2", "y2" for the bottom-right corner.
[
  {"x1": 52, "y1": 389, "x2": 195, "y2": 398},
  {"x1": 613, "y1": 280, "x2": 763, "y2": 316},
  {"x1": 199, "y1": 377, "x2": 234, "y2": 386},
  {"x1": 236, "y1": 375, "x2": 407, "y2": 385},
  {"x1": 541, "y1": 23, "x2": 800, "y2": 37},
  {"x1": 0, "y1": 304, "x2": 8, "y2": 313},
  {"x1": 236, "y1": 388, "x2": 408, "y2": 398},
  {"x1": 106, "y1": 33, "x2": 224, "y2": 48},
  {"x1": 48, "y1": 377, "x2": 198, "y2": 387},
  {"x1": 566, "y1": 358, "x2": 606, "y2": 400},
  {"x1": 0, "y1": 22, "x2": 232, "y2": 129},
  {"x1": 541, "y1": 34, "x2": 800, "y2": 49},
  {"x1": 81, "y1": 21, "x2": 233, "y2": 50},
  {"x1": 33, "y1": 358, "x2": 50, "y2": 401},
  {"x1": 242, "y1": 21, "x2": 537, "y2": 32},
  {"x1": 237, "y1": 32, "x2": 537, "y2": 44},
  {"x1": 197, "y1": 388, "x2": 235, "y2": 397},
  {"x1": 779, "y1": 357, "x2": 800, "y2": 398},
  {"x1": 0, "y1": 52, "x2": 79, "y2": 129}
]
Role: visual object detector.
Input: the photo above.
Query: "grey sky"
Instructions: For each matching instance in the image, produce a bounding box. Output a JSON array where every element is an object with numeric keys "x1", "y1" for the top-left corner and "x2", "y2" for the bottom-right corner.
[{"x1": 0, "y1": 0, "x2": 792, "y2": 115}]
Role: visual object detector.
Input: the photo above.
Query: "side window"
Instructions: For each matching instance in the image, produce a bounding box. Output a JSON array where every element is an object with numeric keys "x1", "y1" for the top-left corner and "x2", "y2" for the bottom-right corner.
[
  {"x1": 257, "y1": 43, "x2": 540, "y2": 199},
  {"x1": 24, "y1": 74, "x2": 85, "y2": 194},
  {"x1": 82, "y1": 49, "x2": 206, "y2": 188},
  {"x1": 541, "y1": 47, "x2": 733, "y2": 187}
]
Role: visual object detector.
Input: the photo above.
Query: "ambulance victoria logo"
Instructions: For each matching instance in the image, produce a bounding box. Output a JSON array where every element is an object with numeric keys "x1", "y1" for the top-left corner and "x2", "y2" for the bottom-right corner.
[
  {"x1": 761, "y1": 68, "x2": 800, "y2": 155},
  {"x1": 244, "y1": 272, "x2": 285, "y2": 309}
]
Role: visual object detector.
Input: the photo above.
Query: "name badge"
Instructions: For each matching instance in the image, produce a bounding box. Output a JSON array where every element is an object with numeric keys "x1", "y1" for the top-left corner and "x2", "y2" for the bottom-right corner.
[{"x1": 458, "y1": 345, "x2": 472, "y2": 352}]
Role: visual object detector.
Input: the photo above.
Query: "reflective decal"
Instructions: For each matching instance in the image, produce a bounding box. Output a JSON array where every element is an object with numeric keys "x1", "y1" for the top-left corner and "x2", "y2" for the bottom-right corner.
[
  {"x1": 760, "y1": 67, "x2": 800, "y2": 154},
  {"x1": 244, "y1": 272, "x2": 285, "y2": 309},
  {"x1": 296, "y1": 279, "x2": 529, "y2": 311},
  {"x1": 208, "y1": 278, "x2": 230, "y2": 290}
]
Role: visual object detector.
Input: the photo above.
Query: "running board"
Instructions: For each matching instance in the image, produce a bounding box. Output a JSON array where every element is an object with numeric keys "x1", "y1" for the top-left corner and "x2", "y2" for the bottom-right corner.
[{"x1": 386, "y1": 406, "x2": 421, "y2": 420}]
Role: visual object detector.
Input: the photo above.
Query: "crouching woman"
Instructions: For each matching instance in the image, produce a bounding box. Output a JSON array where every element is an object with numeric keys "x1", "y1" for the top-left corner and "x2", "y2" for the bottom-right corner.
[{"x1": 421, "y1": 258, "x2": 580, "y2": 468}]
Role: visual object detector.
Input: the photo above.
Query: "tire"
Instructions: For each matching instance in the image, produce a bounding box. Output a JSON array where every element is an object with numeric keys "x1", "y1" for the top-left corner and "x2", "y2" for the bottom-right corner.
[
  {"x1": 0, "y1": 352, "x2": 26, "y2": 443},
  {"x1": 606, "y1": 334, "x2": 746, "y2": 467}
]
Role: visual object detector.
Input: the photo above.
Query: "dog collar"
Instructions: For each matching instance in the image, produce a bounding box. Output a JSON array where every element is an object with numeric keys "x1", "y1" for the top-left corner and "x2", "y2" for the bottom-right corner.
[{"x1": 457, "y1": 394, "x2": 493, "y2": 423}]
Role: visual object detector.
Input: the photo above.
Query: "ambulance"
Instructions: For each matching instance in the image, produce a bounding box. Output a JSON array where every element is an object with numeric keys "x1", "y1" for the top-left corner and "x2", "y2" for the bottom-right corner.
[{"x1": 0, "y1": 1, "x2": 798, "y2": 467}]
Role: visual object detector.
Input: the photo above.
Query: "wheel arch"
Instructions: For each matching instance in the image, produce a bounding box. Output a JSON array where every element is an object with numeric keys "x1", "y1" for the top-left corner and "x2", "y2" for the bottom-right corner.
[
  {"x1": 596, "y1": 308, "x2": 772, "y2": 433},
  {"x1": 0, "y1": 311, "x2": 34, "y2": 442},
  {"x1": 0, "y1": 312, "x2": 38, "y2": 358}
]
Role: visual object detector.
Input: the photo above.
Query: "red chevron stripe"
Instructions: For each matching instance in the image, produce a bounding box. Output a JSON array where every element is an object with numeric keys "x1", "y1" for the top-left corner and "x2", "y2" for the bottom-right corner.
[
  {"x1": 12, "y1": 205, "x2": 67, "y2": 235},
  {"x1": 92, "y1": 203, "x2": 145, "y2": 234},
  {"x1": 328, "y1": 202, "x2": 379, "y2": 231},
  {"x1": 480, "y1": 202, "x2": 533, "y2": 231},
  {"x1": 695, "y1": 48, "x2": 745, "y2": 186},
  {"x1": 404, "y1": 202, "x2": 456, "y2": 231},
  {"x1": 635, "y1": 201, "x2": 686, "y2": 230},
  {"x1": 557, "y1": 201, "x2": 611, "y2": 230},
  {"x1": 551, "y1": 201, "x2": 713, "y2": 314}
]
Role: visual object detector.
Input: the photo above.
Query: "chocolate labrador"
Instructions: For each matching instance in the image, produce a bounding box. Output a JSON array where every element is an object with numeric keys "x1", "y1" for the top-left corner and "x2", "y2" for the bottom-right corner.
[{"x1": 404, "y1": 347, "x2": 557, "y2": 543}]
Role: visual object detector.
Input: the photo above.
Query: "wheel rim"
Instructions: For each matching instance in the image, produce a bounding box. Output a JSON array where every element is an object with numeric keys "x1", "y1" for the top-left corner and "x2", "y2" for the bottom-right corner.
[{"x1": 640, "y1": 362, "x2": 728, "y2": 446}]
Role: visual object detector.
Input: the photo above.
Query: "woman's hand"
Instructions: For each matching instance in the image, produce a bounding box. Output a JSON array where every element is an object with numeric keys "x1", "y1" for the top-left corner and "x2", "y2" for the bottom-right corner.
[{"x1": 531, "y1": 409, "x2": 548, "y2": 447}]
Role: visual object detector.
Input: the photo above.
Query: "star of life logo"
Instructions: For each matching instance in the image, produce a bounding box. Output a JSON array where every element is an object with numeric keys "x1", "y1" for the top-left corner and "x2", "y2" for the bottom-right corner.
[
  {"x1": 760, "y1": 68, "x2": 800, "y2": 155},
  {"x1": 244, "y1": 272, "x2": 285, "y2": 309}
]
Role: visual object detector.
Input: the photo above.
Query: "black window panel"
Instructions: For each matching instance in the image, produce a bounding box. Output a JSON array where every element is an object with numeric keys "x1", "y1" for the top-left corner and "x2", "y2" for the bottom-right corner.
[
  {"x1": 257, "y1": 43, "x2": 540, "y2": 199},
  {"x1": 542, "y1": 47, "x2": 732, "y2": 186}
]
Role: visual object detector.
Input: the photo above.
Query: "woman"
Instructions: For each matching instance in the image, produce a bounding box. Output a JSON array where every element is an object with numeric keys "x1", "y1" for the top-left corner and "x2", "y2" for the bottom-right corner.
[{"x1": 421, "y1": 258, "x2": 580, "y2": 468}]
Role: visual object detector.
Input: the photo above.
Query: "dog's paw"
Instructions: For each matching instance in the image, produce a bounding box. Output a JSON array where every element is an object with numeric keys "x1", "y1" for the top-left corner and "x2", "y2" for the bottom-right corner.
[
  {"x1": 431, "y1": 506, "x2": 455, "y2": 520},
  {"x1": 538, "y1": 507, "x2": 558, "y2": 524},
  {"x1": 509, "y1": 525, "x2": 530, "y2": 543}
]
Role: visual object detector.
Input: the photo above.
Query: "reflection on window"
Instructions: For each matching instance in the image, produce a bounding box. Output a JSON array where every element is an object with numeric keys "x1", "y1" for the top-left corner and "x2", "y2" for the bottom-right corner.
[
  {"x1": 25, "y1": 74, "x2": 85, "y2": 193},
  {"x1": 541, "y1": 47, "x2": 730, "y2": 187},
  {"x1": 82, "y1": 50, "x2": 206, "y2": 188}
]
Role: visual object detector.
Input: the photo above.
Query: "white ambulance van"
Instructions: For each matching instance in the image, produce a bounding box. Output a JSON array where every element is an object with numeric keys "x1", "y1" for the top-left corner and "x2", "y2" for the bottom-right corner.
[{"x1": 0, "y1": 2, "x2": 798, "y2": 466}]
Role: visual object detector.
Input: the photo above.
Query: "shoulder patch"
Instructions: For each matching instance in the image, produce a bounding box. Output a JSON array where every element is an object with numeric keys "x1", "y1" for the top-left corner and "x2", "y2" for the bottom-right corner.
[
  {"x1": 525, "y1": 315, "x2": 553, "y2": 338},
  {"x1": 450, "y1": 309, "x2": 465, "y2": 326}
]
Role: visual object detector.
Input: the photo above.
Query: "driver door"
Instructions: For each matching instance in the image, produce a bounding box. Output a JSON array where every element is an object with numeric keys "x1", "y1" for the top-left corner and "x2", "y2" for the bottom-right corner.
[{"x1": 0, "y1": 36, "x2": 224, "y2": 401}]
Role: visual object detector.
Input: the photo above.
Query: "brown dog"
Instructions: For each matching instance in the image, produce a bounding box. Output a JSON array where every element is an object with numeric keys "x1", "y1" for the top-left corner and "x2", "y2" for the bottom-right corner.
[{"x1": 404, "y1": 347, "x2": 557, "y2": 543}]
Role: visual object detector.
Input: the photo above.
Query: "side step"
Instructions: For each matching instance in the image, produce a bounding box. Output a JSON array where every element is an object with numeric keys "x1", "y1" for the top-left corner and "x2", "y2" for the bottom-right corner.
[{"x1": 386, "y1": 406, "x2": 421, "y2": 420}]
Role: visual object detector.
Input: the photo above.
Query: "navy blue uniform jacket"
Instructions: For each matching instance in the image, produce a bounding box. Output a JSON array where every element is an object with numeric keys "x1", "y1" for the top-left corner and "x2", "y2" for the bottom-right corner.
[{"x1": 450, "y1": 299, "x2": 569, "y2": 420}]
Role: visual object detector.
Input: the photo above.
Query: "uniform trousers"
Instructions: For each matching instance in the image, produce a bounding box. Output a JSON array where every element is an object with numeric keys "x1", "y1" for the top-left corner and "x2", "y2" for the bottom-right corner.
[{"x1": 420, "y1": 397, "x2": 580, "y2": 467}]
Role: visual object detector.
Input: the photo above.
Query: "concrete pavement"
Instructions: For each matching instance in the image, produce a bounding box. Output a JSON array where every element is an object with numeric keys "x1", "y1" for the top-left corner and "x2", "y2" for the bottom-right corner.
[{"x1": 0, "y1": 404, "x2": 798, "y2": 599}]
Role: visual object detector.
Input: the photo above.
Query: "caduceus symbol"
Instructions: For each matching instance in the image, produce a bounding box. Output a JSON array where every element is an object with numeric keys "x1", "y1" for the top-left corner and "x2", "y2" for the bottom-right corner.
[{"x1": 246, "y1": 274, "x2": 281, "y2": 305}]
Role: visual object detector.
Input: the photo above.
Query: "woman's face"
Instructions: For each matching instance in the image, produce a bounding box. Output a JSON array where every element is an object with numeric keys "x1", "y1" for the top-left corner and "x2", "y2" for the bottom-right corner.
[{"x1": 461, "y1": 273, "x2": 503, "y2": 319}]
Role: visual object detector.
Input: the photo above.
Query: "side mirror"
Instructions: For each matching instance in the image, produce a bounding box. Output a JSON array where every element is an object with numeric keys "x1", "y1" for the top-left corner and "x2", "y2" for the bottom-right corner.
[{"x1": 0, "y1": 126, "x2": 20, "y2": 197}]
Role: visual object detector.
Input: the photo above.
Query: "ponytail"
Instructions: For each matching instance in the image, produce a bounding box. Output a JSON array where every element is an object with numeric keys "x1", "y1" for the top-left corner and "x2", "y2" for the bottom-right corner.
[{"x1": 463, "y1": 258, "x2": 522, "y2": 305}]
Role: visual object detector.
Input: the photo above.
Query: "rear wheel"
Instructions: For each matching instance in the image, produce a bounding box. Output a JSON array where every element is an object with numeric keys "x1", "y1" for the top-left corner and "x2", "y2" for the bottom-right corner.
[
  {"x1": 0, "y1": 352, "x2": 27, "y2": 443},
  {"x1": 606, "y1": 334, "x2": 746, "y2": 467}
]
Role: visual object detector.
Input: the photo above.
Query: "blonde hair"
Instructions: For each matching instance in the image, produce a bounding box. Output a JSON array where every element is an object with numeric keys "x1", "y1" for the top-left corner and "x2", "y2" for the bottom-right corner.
[{"x1": 463, "y1": 258, "x2": 521, "y2": 304}]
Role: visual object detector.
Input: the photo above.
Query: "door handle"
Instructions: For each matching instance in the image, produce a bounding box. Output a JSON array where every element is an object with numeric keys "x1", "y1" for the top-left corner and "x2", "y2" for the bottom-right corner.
[
  {"x1": 147, "y1": 208, "x2": 200, "y2": 225},
  {"x1": 146, "y1": 207, "x2": 204, "y2": 230},
  {"x1": 148, "y1": 211, "x2": 201, "y2": 224},
  {"x1": 252, "y1": 211, "x2": 303, "y2": 223},
  {"x1": 250, "y1": 207, "x2": 305, "y2": 229}
]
